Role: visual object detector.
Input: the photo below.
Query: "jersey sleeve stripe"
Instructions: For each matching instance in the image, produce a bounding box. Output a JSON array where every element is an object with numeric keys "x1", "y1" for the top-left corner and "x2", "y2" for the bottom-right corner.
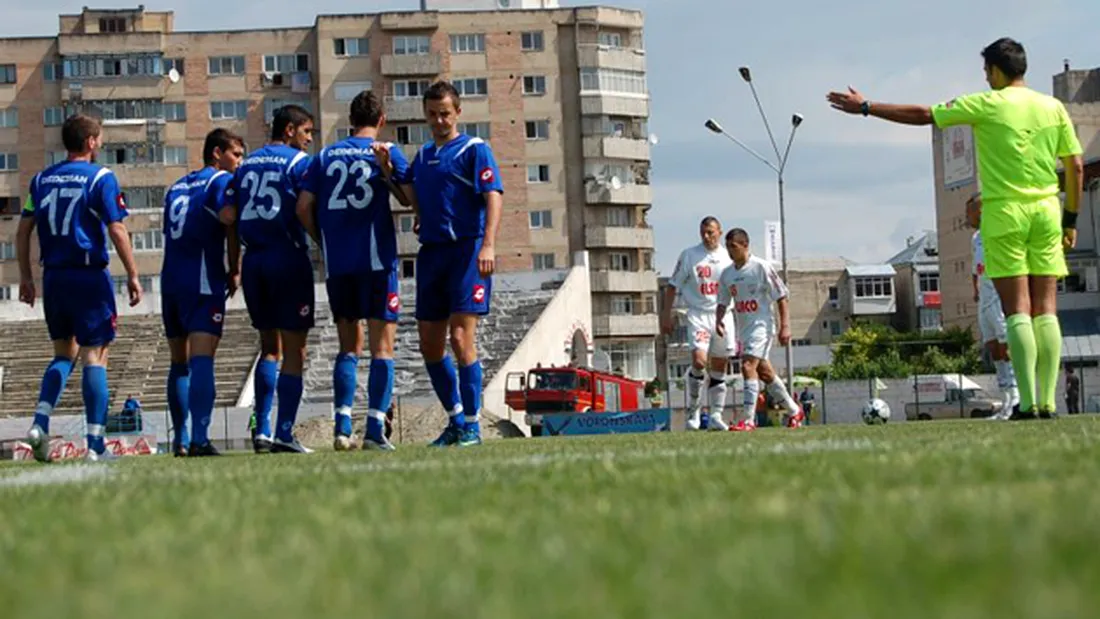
[
  {"x1": 449, "y1": 172, "x2": 475, "y2": 189},
  {"x1": 453, "y1": 137, "x2": 484, "y2": 159},
  {"x1": 287, "y1": 151, "x2": 307, "y2": 173},
  {"x1": 89, "y1": 167, "x2": 111, "y2": 192}
]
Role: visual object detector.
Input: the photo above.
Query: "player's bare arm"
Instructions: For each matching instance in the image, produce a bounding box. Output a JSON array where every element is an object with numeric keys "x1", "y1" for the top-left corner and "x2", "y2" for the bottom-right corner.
[
  {"x1": 715, "y1": 304, "x2": 728, "y2": 338},
  {"x1": 776, "y1": 297, "x2": 792, "y2": 346},
  {"x1": 1062, "y1": 153, "x2": 1084, "y2": 250},
  {"x1": 826, "y1": 86, "x2": 933, "y2": 125},
  {"x1": 295, "y1": 191, "x2": 321, "y2": 244},
  {"x1": 225, "y1": 221, "x2": 241, "y2": 298},
  {"x1": 973, "y1": 274, "x2": 980, "y2": 303},
  {"x1": 371, "y1": 142, "x2": 412, "y2": 207},
  {"x1": 479, "y1": 191, "x2": 502, "y2": 277},
  {"x1": 15, "y1": 216, "x2": 36, "y2": 306},
  {"x1": 107, "y1": 221, "x2": 143, "y2": 307},
  {"x1": 660, "y1": 285, "x2": 678, "y2": 335}
]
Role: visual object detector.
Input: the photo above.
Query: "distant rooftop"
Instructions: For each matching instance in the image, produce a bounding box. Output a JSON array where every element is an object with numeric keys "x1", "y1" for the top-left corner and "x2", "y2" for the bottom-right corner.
[
  {"x1": 845, "y1": 264, "x2": 896, "y2": 277},
  {"x1": 887, "y1": 231, "x2": 938, "y2": 266}
]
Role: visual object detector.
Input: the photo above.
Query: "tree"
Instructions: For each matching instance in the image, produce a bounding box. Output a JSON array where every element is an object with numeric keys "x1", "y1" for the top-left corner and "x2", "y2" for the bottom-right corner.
[{"x1": 810, "y1": 322, "x2": 981, "y2": 380}]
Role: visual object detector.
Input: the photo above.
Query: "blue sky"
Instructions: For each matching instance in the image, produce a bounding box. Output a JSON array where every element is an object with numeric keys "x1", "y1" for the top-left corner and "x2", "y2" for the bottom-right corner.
[{"x1": 6, "y1": 0, "x2": 1100, "y2": 274}]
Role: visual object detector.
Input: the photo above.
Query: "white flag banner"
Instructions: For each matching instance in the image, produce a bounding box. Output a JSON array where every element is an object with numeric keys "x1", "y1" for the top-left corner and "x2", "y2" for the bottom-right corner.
[{"x1": 764, "y1": 220, "x2": 783, "y2": 265}]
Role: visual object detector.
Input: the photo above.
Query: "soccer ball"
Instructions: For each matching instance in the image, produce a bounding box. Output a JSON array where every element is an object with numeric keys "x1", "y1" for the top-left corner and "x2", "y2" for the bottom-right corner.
[{"x1": 861, "y1": 398, "x2": 891, "y2": 425}]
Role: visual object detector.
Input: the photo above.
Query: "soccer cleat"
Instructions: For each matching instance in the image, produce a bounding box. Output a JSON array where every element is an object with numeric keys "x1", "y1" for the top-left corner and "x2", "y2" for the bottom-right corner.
[
  {"x1": 252, "y1": 434, "x2": 273, "y2": 454},
  {"x1": 1009, "y1": 406, "x2": 1036, "y2": 421},
  {"x1": 173, "y1": 444, "x2": 189, "y2": 457},
  {"x1": 188, "y1": 442, "x2": 222, "y2": 457},
  {"x1": 1038, "y1": 410, "x2": 1058, "y2": 420},
  {"x1": 26, "y1": 424, "x2": 51, "y2": 464},
  {"x1": 271, "y1": 438, "x2": 313, "y2": 454},
  {"x1": 333, "y1": 435, "x2": 353, "y2": 451},
  {"x1": 362, "y1": 436, "x2": 396, "y2": 452},
  {"x1": 730, "y1": 418, "x2": 757, "y2": 432},
  {"x1": 685, "y1": 410, "x2": 701, "y2": 431},
  {"x1": 85, "y1": 448, "x2": 119, "y2": 463},
  {"x1": 458, "y1": 426, "x2": 482, "y2": 447},
  {"x1": 785, "y1": 408, "x2": 805, "y2": 428},
  {"x1": 429, "y1": 424, "x2": 462, "y2": 447},
  {"x1": 707, "y1": 413, "x2": 730, "y2": 432}
]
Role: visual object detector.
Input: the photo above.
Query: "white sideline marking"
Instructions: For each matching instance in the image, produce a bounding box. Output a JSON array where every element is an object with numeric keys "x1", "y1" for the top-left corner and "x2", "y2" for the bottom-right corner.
[
  {"x1": 0, "y1": 464, "x2": 113, "y2": 488},
  {"x1": 338, "y1": 438, "x2": 880, "y2": 475}
]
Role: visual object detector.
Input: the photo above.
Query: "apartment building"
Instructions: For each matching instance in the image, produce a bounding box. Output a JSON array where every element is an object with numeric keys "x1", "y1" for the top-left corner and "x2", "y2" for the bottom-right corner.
[
  {"x1": 935, "y1": 62, "x2": 1100, "y2": 363},
  {"x1": 0, "y1": 3, "x2": 659, "y2": 378},
  {"x1": 887, "y1": 230, "x2": 942, "y2": 333}
]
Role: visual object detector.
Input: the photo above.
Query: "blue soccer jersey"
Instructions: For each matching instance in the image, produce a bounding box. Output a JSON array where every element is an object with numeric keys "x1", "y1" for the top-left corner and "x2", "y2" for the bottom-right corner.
[
  {"x1": 302, "y1": 137, "x2": 410, "y2": 277},
  {"x1": 410, "y1": 134, "x2": 503, "y2": 245},
  {"x1": 23, "y1": 161, "x2": 128, "y2": 269},
  {"x1": 229, "y1": 144, "x2": 311, "y2": 253},
  {"x1": 160, "y1": 167, "x2": 234, "y2": 297}
]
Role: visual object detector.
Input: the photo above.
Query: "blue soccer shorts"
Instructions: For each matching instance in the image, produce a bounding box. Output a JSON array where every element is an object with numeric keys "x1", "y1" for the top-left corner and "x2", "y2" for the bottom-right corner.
[
  {"x1": 242, "y1": 248, "x2": 315, "y2": 332},
  {"x1": 43, "y1": 268, "x2": 117, "y2": 347},
  {"x1": 326, "y1": 269, "x2": 400, "y2": 323},
  {"x1": 162, "y1": 292, "x2": 226, "y2": 339},
  {"x1": 415, "y1": 237, "x2": 492, "y2": 322}
]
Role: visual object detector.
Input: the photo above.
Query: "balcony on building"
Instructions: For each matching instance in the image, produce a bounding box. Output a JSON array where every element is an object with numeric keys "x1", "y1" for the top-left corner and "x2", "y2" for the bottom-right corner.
[
  {"x1": 585, "y1": 225, "x2": 654, "y2": 249},
  {"x1": 580, "y1": 93, "x2": 649, "y2": 118},
  {"x1": 384, "y1": 97, "x2": 424, "y2": 121},
  {"x1": 59, "y1": 32, "x2": 164, "y2": 56},
  {"x1": 591, "y1": 269, "x2": 657, "y2": 293},
  {"x1": 845, "y1": 265, "x2": 898, "y2": 316},
  {"x1": 577, "y1": 44, "x2": 646, "y2": 73},
  {"x1": 573, "y1": 7, "x2": 645, "y2": 30},
  {"x1": 380, "y1": 11, "x2": 439, "y2": 30},
  {"x1": 582, "y1": 135, "x2": 650, "y2": 161},
  {"x1": 593, "y1": 313, "x2": 659, "y2": 338},
  {"x1": 381, "y1": 53, "x2": 442, "y2": 76}
]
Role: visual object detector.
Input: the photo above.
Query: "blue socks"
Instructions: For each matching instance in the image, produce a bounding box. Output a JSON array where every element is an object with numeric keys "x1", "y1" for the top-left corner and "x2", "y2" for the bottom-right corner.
[
  {"x1": 275, "y1": 373, "x2": 304, "y2": 443},
  {"x1": 367, "y1": 358, "x2": 394, "y2": 441},
  {"x1": 167, "y1": 363, "x2": 190, "y2": 450},
  {"x1": 333, "y1": 353, "x2": 358, "y2": 436},
  {"x1": 33, "y1": 356, "x2": 74, "y2": 434},
  {"x1": 458, "y1": 360, "x2": 483, "y2": 434},
  {"x1": 426, "y1": 356, "x2": 462, "y2": 427},
  {"x1": 253, "y1": 359, "x2": 277, "y2": 438},
  {"x1": 82, "y1": 365, "x2": 109, "y2": 454},
  {"x1": 189, "y1": 355, "x2": 216, "y2": 446}
]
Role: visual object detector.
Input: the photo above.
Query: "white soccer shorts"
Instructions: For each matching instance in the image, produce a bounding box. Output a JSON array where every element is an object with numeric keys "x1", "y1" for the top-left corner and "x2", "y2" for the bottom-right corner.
[
  {"x1": 685, "y1": 310, "x2": 736, "y2": 358},
  {"x1": 737, "y1": 325, "x2": 772, "y2": 361},
  {"x1": 978, "y1": 302, "x2": 1008, "y2": 344}
]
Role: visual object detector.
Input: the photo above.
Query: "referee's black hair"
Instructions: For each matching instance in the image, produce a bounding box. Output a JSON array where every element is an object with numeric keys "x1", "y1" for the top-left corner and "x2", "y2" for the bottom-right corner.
[
  {"x1": 726, "y1": 228, "x2": 750, "y2": 244},
  {"x1": 982, "y1": 37, "x2": 1027, "y2": 80},
  {"x1": 700, "y1": 216, "x2": 720, "y2": 229}
]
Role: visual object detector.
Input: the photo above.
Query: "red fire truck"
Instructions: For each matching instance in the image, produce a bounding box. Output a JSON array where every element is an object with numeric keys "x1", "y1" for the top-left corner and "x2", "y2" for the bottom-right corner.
[{"x1": 504, "y1": 365, "x2": 648, "y2": 436}]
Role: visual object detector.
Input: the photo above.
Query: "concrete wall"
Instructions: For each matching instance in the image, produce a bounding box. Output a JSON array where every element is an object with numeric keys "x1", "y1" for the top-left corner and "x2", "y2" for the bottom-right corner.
[{"x1": 483, "y1": 250, "x2": 593, "y2": 435}]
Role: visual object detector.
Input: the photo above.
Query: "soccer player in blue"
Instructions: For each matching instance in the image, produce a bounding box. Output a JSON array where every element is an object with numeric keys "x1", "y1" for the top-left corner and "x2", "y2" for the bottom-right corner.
[
  {"x1": 407, "y1": 81, "x2": 503, "y2": 447},
  {"x1": 18, "y1": 114, "x2": 144, "y2": 463},
  {"x1": 224, "y1": 105, "x2": 316, "y2": 454},
  {"x1": 296, "y1": 91, "x2": 412, "y2": 452},
  {"x1": 161, "y1": 128, "x2": 245, "y2": 458}
]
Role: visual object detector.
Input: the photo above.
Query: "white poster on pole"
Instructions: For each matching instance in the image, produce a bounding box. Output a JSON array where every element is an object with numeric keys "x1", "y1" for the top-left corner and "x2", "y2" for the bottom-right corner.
[
  {"x1": 943, "y1": 125, "x2": 976, "y2": 189},
  {"x1": 764, "y1": 220, "x2": 783, "y2": 265}
]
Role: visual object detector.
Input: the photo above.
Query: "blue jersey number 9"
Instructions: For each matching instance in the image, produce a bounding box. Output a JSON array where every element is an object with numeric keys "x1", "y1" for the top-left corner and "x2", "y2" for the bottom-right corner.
[{"x1": 168, "y1": 195, "x2": 189, "y2": 240}]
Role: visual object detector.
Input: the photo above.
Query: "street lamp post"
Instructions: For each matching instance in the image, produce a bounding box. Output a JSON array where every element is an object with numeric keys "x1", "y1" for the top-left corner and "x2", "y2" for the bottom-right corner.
[{"x1": 705, "y1": 65, "x2": 803, "y2": 392}]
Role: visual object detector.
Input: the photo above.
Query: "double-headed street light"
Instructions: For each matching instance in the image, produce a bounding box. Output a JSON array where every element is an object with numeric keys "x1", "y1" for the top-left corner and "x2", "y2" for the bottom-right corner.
[{"x1": 706, "y1": 65, "x2": 803, "y2": 392}]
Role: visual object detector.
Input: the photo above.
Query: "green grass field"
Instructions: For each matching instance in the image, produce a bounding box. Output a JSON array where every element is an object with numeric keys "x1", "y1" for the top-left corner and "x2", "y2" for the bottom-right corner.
[{"x1": 2, "y1": 418, "x2": 1100, "y2": 619}]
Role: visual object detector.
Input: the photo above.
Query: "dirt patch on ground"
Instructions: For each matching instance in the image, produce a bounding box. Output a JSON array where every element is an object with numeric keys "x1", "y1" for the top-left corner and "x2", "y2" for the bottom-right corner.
[{"x1": 294, "y1": 401, "x2": 526, "y2": 450}]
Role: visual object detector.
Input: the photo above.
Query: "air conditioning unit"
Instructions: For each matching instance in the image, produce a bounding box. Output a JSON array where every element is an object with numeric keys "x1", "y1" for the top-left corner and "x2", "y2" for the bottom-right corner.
[{"x1": 829, "y1": 300, "x2": 840, "y2": 310}]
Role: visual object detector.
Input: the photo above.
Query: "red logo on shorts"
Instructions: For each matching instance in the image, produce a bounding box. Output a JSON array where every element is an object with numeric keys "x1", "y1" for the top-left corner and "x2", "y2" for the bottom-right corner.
[
  {"x1": 110, "y1": 314, "x2": 118, "y2": 330},
  {"x1": 299, "y1": 304, "x2": 311, "y2": 317},
  {"x1": 479, "y1": 167, "x2": 494, "y2": 184},
  {"x1": 387, "y1": 293, "x2": 400, "y2": 312},
  {"x1": 472, "y1": 285, "x2": 486, "y2": 304}
]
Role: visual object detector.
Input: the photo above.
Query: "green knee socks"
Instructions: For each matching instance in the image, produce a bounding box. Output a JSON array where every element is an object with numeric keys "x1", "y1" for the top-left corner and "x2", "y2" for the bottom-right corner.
[
  {"x1": 1033, "y1": 314, "x2": 1063, "y2": 413},
  {"x1": 1005, "y1": 314, "x2": 1037, "y2": 413}
]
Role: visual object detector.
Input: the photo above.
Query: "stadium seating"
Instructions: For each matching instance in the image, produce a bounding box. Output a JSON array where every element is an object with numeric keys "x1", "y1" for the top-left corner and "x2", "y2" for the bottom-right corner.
[{"x1": 0, "y1": 310, "x2": 258, "y2": 417}]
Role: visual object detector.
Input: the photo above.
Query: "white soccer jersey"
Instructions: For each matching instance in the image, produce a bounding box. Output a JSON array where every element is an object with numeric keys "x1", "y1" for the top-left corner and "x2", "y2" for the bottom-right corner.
[
  {"x1": 669, "y1": 243, "x2": 732, "y2": 313},
  {"x1": 717, "y1": 254, "x2": 788, "y2": 336},
  {"x1": 972, "y1": 231, "x2": 999, "y2": 309}
]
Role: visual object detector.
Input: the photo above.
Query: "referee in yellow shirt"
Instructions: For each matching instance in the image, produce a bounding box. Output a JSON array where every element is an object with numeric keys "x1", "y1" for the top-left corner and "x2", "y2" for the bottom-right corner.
[{"x1": 827, "y1": 37, "x2": 1084, "y2": 419}]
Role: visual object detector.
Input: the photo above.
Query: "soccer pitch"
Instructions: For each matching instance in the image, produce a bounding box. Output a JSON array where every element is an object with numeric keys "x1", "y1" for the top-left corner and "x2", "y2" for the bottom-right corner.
[{"x1": 2, "y1": 419, "x2": 1100, "y2": 619}]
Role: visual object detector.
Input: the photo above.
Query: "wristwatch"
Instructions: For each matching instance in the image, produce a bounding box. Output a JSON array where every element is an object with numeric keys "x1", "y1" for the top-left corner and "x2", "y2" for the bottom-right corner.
[{"x1": 860, "y1": 101, "x2": 871, "y2": 117}]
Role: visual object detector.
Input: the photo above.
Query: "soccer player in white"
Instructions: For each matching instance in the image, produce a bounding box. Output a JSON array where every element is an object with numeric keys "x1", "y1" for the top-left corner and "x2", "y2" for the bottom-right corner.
[
  {"x1": 715, "y1": 228, "x2": 805, "y2": 431},
  {"x1": 662, "y1": 217, "x2": 737, "y2": 430},
  {"x1": 968, "y1": 193, "x2": 1020, "y2": 420}
]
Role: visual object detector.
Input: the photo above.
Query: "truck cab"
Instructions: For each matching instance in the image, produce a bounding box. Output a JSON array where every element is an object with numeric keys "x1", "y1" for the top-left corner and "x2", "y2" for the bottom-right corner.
[{"x1": 904, "y1": 374, "x2": 1002, "y2": 420}]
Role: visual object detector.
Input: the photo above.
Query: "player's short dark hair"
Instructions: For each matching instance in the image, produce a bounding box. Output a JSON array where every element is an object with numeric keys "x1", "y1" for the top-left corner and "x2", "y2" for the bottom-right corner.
[
  {"x1": 61, "y1": 114, "x2": 101, "y2": 153},
  {"x1": 700, "y1": 216, "x2": 720, "y2": 229},
  {"x1": 726, "y1": 228, "x2": 750, "y2": 244},
  {"x1": 423, "y1": 80, "x2": 461, "y2": 108},
  {"x1": 203, "y1": 128, "x2": 244, "y2": 165},
  {"x1": 349, "y1": 91, "x2": 384, "y2": 129},
  {"x1": 270, "y1": 105, "x2": 314, "y2": 142},
  {"x1": 981, "y1": 37, "x2": 1027, "y2": 80}
]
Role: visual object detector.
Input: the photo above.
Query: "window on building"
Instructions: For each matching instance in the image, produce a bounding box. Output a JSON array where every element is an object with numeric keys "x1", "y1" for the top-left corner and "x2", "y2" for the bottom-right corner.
[
  {"x1": 208, "y1": 56, "x2": 245, "y2": 76},
  {"x1": 533, "y1": 253, "x2": 555, "y2": 270},
  {"x1": 521, "y1": 31, "x2": 544, "y2": 51},
  {"x1": 458, "y1": 122, "x2": 490, "y2": 139},
  {"x1": 263, "y1": 54, "x2": 309, "y2": 74},
  {"x1": 611, "y1": 295, "x2": 635, "y2": 315},
  {"x1": 43, "y1": 107, "x2": 64, "y2": 126},
  {"x1": 64, "y1": 54, "x2": 160, "y2": 78},
  {"x1": 263, "y1": 99, "x2": 311, "y2": 123},
  {"x1": 99, "y1": 17, "x2": 127, "y2": 33},
  {"x1": 210, "y1": 100, "x2": 248, "y2": 121},
  {"x1": 334, "y1": 37, "x2": 369, "y2": 57},
  {"x1": 0, "y1": 286, "x2": 11, "y2": 301},
  {"x1": 0, "y1": 241, "x2": 15, "y2": 259},
  {"x1": 164, "y1": 146, "x2": 188, "y2": 166},
  {"x1": 130, "y1": 229, "x2": 164, "y2": 252},
  {"x1": 76, "y1": 99, "x2": 163, "y2": 122},
  {"x1": 919, "y1": 308, "x2": 943, "y2": 332},
  {"x1": 0, "y1": 108, "x2": 17, "y2": 128},
  {"x1": 525, "y1": 120, "x2": 550, "y2": 140},
  {"x1": 46, "y1": 151, "x2": 67, "y2": 165},
  {"x1": 401, "y1": 259, "x2": 415, "y2": 279},
  {"x1": 450, "y1": 34, "x2": 485, "y2": 54},
  {"x1": 334, "y1": 81, "x2": 373, "y2": 102},
  {"x1": 919, "y1": 272, "x2": 939, "y2": 293},
  {"x1": 334, "y1": 127, "x2": 353, "y2": 141},
  {"x1": 854, "y1": 276, "x2": 892, "y2": 298},
  {"x1": 0, "y1": 153, "x2": 18, "y2": 171},
  {"x1": 529, "y1": 210, "x2": 552, "y2": 229},
  {"x1": 121, "y1": 186, "x2": 166, "y2": 211},
  {"x1": 579, "y1": 68, "x2": 647, "y2": 95},
  {"x1": 523, "y1": 75, "x2": 546, "y2": 95},
  {"x1": 393, "y1": 36, "x2": 431, "y2": 56},
  {"x1": 598, "y1": 31, "x2": 623, "y2": 48},
  {"x1": 163, "y1": 58, "x2": 184, "y2": 76},
  {"x1": 527, "y1": 164, "x2": 550, "y2": 183},
  {"x1": 164, "y1": 102, "x2": 186, "y2": 122},
  {"x1": 113, "y1": 275, "x2": 155, "y2": 294},
  {"x1": 453, "y1": 78, "x2": 488, "y2": 97},
  {"x1": 609, "y1": 252, "x2": 632, "y2": 271},
  {"x1": 43, "y1": 63, "x2": 63, "y2": 81},
  {"x1": 395, "y1": 124, "x2": 432, "y2": 145},
  {"x1": 830, "y1": 321, "x2": 843, "y2": 336},
  {"x1": 398, "y1": 215, "x2": 415, "y2": 233},
  {"x1": 0, "y1": 65, "x2": 16, "y2": 84},
  {"x1": 393, "y1": 79, "x2": 430, "y2": 99},
  {"x1": 606, "y1": 207, "x2": 632, "y2": 227}
]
